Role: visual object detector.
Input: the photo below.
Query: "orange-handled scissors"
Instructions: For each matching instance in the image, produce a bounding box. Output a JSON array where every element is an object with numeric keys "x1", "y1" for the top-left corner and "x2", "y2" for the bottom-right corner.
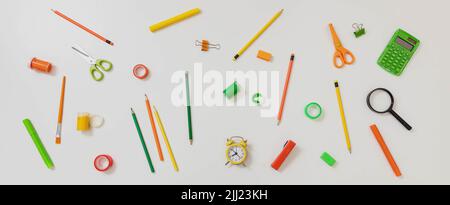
[{"x1": 329, "y1": 23, "x2": 355, "y2": 68}]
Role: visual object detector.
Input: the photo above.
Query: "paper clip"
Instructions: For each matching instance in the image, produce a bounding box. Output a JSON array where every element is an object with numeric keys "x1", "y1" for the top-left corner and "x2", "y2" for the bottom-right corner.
[
  {"x1": 195, "y1": 40, "x2": 220, "y2": 51},
  {"x1": 353, "y1": 23, "x2": 366, "y2": 38}
]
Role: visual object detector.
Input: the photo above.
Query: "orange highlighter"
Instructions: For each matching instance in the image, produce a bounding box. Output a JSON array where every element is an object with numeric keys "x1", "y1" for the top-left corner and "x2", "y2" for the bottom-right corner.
[
  {"x1": 271, "y1": 140, "x2": 296, "y2": 171},
  {"x1": 370, "y1": 124, "x2": 402, "y2": 177}
]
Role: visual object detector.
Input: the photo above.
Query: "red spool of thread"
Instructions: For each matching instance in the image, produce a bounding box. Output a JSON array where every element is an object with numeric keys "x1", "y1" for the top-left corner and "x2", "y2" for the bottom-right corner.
[{"x1": 30, "y1": 58, "x2": 52, "y2": 73}]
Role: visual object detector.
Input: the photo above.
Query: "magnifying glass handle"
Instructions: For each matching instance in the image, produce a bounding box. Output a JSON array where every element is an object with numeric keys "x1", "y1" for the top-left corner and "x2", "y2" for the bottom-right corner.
[{"x1": 390, "y1": 110, "x2": 412, "y2": 131}]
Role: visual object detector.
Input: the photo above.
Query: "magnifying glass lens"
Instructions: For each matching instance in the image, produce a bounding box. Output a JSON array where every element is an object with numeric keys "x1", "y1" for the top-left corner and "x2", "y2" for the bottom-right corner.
[{"x1": 369, "y1": 90, "x2": 392, "y2": 112}]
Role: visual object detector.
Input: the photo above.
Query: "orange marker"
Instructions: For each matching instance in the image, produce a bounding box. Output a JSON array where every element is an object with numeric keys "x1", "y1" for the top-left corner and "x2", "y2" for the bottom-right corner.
[
  {"x1": 277, "y1": 54, "x2": 295, "y2": 125},
  {"x1": 271, "y1": 140, "x2": 296, "y2": 170},
  {"x1": 52, "y1": 9, "x2": 114, "y2": 46},
  {"x1": 370, "y1": 124, "x2": 402, "y2": 177},
  {"x1": 145, "y1": 94, "x2": 164, "y2": 161},
  {"x1": 55, "y1": 76, "x2": 66, "y2": 144}
]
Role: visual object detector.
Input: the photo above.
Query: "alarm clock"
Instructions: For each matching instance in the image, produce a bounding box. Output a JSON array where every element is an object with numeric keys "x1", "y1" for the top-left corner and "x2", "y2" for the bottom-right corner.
[{"x1": 225, "y1": 136, "x2": 248, "y2": 166}]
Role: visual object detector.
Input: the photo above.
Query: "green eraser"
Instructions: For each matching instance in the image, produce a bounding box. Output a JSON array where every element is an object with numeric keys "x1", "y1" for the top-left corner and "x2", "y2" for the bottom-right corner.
[
  {"x1": 320, "y1": 152, "x2": 336, "y2": 167},
  {"x1": 223, "y1": 81, "x2": 239, "y2": 98}
]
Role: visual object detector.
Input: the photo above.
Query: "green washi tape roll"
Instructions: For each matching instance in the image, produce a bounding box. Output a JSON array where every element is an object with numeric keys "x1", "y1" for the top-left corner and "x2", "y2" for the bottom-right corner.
[
  {"x1": 304, "y1": 102, "x2": 322, "y2": 120},
  {"x1": 23, "y1": 119, "x2": 54, "y2": 169}
]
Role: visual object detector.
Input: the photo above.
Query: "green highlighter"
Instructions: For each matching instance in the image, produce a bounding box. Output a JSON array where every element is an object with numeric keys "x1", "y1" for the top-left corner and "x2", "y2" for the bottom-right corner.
[
  {"x1": 377, "y1": 29, "x2": 420, "y2": 76},
  {"x1": 23, "y1": 119, "x2": 54, "y2": 169}
]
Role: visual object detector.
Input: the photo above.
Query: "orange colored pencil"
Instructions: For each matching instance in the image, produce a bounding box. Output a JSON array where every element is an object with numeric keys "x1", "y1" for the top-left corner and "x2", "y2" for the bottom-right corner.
[
  {"x1": 277, "y1": 54, "x2": 295, "y2": 125},
  {"x1": 55, "y1": 76, "x2": 66, "y2": 144},
  {"x1": 145, "y1": 94, "x2": 164, "y2": 161},
  {"x1": 51, "y1": 9, "x2": 114, "y2": 46},
  {"x1": 370, "y1": 124, "x2": 402, "y2": 177}
]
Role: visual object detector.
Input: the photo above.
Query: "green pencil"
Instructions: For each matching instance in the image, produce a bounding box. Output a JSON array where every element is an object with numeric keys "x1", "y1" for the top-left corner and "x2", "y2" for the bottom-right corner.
[
  {"x1": 23, "y1": 119, "x2": 54, "y2": 169},
  {"x1": 185, "y1": 71, "x2": 193, "y2": 145},
  {"x1": 131, "y1": 108, "x2": 155, "y2": 173}
]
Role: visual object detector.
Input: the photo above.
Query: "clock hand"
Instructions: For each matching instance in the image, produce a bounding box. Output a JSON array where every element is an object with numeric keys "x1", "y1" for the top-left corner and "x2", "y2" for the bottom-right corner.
[{"x1": 230, "y1": 149, "x2": 237, "y2": 156}]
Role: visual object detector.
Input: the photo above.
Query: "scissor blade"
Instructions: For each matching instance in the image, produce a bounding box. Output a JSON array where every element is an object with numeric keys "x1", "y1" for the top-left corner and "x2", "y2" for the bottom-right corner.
[
  {"x1": 329, "y1": 23, "x2": 342, "y2": 48},
  {"x1": 71, "y1": 45, "x2": 94, "y2": 63}
]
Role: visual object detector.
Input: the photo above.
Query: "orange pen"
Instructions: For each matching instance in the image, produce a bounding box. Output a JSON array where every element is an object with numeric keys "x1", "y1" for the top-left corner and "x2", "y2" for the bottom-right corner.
[
  {"x1": 145, "y1": 94, "x2": 164, "y2": 161},
  {"x1": 52, "y1": 9, "x2": 114, "y2": 46},
  {"x1": 370, "y1": 124, "x2": 402, "y2": 177},
  {"x1": 277, "y1": 54, "x2": 295, "y2": 125},
  {"x1": 55, "y1": 76, "x2": 66, "y2": 144}
]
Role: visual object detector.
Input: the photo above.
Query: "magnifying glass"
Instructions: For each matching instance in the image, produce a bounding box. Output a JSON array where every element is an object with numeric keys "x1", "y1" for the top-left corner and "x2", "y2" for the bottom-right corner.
[{"x1": 366, "y1": 88, "x2": 412, "y2": 131}]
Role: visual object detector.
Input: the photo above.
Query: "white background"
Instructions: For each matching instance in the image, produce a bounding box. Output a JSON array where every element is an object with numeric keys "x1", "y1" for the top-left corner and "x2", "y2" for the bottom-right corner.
[{"x1": 1, "y1": 0, "x2": 449, "y2": 185}]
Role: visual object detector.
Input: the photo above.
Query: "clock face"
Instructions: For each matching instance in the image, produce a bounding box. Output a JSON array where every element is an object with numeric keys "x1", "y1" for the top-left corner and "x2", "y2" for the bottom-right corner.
[{"x1": 227, "y1": 145, "x2": 246, "y2": 164}]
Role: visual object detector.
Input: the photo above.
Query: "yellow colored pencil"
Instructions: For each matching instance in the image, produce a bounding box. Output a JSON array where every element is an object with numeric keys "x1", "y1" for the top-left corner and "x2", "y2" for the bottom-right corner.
[
  {"x1": 153, "y1": 106, "x2": 179, "y2": 172},
  {"x1": 334, "y1": 81, "x2": 352, "y2": 154},
  {"x1": 233, "y1": 9, "x2": 284, "y2": 60}
]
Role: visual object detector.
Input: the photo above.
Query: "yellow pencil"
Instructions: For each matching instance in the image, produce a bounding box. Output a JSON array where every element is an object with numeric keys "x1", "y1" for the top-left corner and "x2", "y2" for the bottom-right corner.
[
  {"x1": 233, "y1": 9, "x2": 284, "y2": 60},
  {"x1": 153, "y1": 106, "x2": 179, "y2": 172},
  {"x1": 334, "y1": 81, "x2": 352, "y2": 153}
]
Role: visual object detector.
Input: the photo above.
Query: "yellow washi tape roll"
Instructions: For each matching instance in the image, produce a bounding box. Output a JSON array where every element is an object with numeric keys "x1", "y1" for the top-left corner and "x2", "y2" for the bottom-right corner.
[
  {"x1": 150, "y1": 8, "x2": 201, "y2": 32},
  {"x1": 77, "y1": 113, "x2": 91, "y2": 131}
]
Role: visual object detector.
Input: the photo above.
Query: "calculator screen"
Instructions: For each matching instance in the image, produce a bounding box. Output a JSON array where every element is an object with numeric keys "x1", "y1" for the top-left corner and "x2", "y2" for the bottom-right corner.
[{"x1": 395, "y1": 37, "x2": 414, "y2": 51}]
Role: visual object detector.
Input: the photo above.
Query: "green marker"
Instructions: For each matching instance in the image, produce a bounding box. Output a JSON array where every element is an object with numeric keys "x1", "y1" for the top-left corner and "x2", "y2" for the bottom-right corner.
[
  {"x1": 22, "y1": 119, "x2": 54, "y2": 169},
  {"x1": 320, "y1": 152, "x2": 336, "y2": 167}
]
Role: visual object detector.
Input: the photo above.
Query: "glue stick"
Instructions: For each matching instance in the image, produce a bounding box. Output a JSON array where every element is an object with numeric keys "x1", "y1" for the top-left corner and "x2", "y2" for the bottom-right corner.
[{"x1": 77, "y1": 113, "x2": 91, "y2": 131}]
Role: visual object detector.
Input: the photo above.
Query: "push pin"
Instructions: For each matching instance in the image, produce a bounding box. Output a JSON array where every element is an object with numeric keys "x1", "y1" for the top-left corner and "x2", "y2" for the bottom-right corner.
[
  {"x1": 353, "y1": 23, "x2": 366, "y2": 38},
  {"x1": 195, "y1": 40, "x2": 220, "y2": 51}
]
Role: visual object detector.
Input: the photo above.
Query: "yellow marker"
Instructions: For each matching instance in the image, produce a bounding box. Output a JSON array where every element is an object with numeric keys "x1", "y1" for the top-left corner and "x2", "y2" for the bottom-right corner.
[
  {"x1": 233, "y1": 9, "x2": 284, "y2": 61},
  {"x1": 334, "y1": 81, "x2": 352, "y2": 154},
  {"x1": 150, "y1": 8, "x2": 201, "y2": 32},
  {"x1": 153, "y1": 106, "x2": 179, "y2": 172}
]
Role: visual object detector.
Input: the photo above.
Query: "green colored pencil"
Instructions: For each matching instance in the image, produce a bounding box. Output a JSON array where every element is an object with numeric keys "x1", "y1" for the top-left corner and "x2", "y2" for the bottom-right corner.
[
  {"x1": 185, "y1": 71, "x2": 193, "y2": 145},
  {"x1": 131, "y1": 108, "x2": 155, "y2": 173}
]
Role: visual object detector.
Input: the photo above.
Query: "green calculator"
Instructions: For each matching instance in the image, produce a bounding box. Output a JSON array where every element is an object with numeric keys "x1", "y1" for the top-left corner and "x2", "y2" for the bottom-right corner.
[{"x1": 377, "y1": 29, "x2": 420, "y2": 76}]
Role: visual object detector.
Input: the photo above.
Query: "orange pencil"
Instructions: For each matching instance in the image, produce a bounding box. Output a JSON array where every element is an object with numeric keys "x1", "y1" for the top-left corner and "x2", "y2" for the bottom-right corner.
[
  {"x1": 370, "y1": 124, "x2": 402, "y2": 177},
  {"x1": 145, "y1": 94, "x2": 164, "y2": 161},
  {"x1": 277, "y1": 54, "x2": 295, "y2": 125},
  {"x1": 55, "y1": 76, "x2": 66, "y2": 144},
  {"x1": 51, "y1": 9, "x2": 114, "y2": 46}
]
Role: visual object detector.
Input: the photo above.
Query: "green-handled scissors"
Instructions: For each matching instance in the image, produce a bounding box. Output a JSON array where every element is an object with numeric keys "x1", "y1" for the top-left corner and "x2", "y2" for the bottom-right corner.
[{"x1": 72, "y1": 45, "x2": 113, "y2": 81}]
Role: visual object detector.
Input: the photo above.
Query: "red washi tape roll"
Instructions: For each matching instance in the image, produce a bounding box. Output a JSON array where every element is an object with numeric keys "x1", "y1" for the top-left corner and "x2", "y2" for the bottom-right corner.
[
  {"x1": 94, "y1": 154, "x2": 114, "y2": 172},
  {"x1": 133, "y1": 64, "x2": 149, "y2": 79},
  {"x1": 30, "y1": 57, "x2": 52, "y2": 73},
  {"x1": 271, "y1": 140, "x2": 296, "y2": 171}
]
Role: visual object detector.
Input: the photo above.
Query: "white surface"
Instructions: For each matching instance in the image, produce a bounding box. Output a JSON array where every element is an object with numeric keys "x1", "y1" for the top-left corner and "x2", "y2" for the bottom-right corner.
[{"x1": 1, "y1": 0, "x2": 449, "y2": 185}]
